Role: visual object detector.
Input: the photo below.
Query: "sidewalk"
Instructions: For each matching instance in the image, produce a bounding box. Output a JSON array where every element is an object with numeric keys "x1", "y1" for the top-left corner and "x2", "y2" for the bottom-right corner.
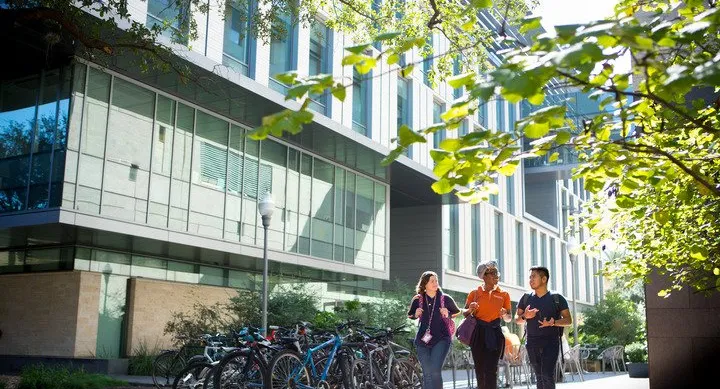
[{"x1": 441, "y1": 369, "x2": 649, "y2": 389}]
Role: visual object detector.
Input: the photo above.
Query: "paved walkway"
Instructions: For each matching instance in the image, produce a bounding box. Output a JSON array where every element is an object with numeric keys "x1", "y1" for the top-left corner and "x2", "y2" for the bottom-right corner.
[{"x1": 441, "y1": 369, "x2": 648, "y2": 389}]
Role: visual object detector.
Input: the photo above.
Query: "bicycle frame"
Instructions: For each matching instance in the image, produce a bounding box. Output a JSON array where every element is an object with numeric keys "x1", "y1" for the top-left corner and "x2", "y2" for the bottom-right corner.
[{"x1": 294, "y1": 334, "x2": 343, "y2": 387}]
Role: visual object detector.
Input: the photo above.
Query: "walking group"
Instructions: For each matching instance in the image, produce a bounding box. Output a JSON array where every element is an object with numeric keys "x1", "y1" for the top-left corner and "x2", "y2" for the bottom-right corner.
[{"x1": 407, "y1": 260, "x2": 572, "y2": 389}]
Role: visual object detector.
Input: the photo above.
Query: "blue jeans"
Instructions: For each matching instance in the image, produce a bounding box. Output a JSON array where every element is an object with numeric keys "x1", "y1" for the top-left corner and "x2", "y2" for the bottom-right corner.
[
  {"x1": 416, "y1": 338, "x2": 451, "y2": 389},
  {"x1": 527, "y1": 341, "x2": 560, "y2": 389}
]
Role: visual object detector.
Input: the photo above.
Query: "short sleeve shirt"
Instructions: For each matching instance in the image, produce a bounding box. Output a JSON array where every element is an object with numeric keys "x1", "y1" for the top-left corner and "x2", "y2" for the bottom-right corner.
[
  {"x1": 518, "y1": 291, "x2": 569, "y2": 346},
  {"x1": 465, "y1": 286, "x2": 511, "y2": 322}
]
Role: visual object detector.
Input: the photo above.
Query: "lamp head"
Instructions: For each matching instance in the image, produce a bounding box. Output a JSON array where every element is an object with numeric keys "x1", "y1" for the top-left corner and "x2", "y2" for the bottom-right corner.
[
  {"x1": 567, "y1": 235, "x2": 579, "y2": 254},
  {"x1": 258, "y1": 192, "x2": 274, "y2": 218}
]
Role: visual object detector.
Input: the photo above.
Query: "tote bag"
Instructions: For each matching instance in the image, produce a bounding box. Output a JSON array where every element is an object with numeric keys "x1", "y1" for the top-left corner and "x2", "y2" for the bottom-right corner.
[{"x1": 456, "y1": 291, "x2": 479, "y2": 346}]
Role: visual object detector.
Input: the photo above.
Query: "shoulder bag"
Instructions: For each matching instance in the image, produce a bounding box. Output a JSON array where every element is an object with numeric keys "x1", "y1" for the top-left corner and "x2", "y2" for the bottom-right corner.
[{"x1": 455, "y1": 290, "x2": 479, "y2": 346}]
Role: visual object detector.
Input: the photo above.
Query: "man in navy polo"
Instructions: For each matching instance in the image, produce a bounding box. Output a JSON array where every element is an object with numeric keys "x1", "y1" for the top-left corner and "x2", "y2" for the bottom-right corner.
[{"x1": 515, "y1": 266, "x2": 573, "y2": 389}]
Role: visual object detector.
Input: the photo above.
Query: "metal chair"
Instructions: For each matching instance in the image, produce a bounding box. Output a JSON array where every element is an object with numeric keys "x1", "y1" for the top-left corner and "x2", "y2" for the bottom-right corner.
[
  {"x1": 597, "y1": 345, "x2": 626, "y2": 373},
  {"x1": 559, "y1": 344, "x2": 585, "y2": 382}
]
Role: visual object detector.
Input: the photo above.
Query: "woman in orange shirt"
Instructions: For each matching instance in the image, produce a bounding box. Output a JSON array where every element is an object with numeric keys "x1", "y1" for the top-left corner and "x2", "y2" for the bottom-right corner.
[{"x1": 462, "y1": 260, "x2": 512, "y2": 389}]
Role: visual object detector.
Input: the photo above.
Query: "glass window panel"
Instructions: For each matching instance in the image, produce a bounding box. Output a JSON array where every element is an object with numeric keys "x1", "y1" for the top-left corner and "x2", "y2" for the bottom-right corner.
[
  {"x1": 516, "y1": 222, "x2": 524, "y2": 285},
  {"x1": 168, "y1": 261, "x2": 199, "y2": 283},
  {"x1": 103, "y1": 77, "x2": 154, "y2": 222},
  {"x1": 23, "y1": 247, "x2": 72, "y2": 272},
  {"x1": 471, "y1": 205, "x2": 481, "y2": 273},
  {"x1": 495, "y1": 212, "x2": 504, "y2": 275},
  {"x1": 541, "y1": 233, "x2": 547, "y2": 267},
  {"x1": 0, "y1": 250, "x2": 25, "y2": 274},
  {"x1": 169, "y1": 103, "x2": 193, "y2": 231},
  {"x1": 312, "y1": 159, "x2": 334, "y2": 222},
  {"x1": 194, "y1": 111, "x2": 228, "y2": 191},
  {"x1": 561, "y1": 243, "x2": 568, "y2": 295},
  {"x1": 269, "y1": 12, "x2": 294, "y2": 92},
  {"x1": 149, "y1": 95, "x2": 175, "y2": 228},
  {"x1": 299, "y1": 154, "x2": 312, "y2": 216},
  {"x1": 90, "y1": 250, "x2": 131, "y2": 276},
  {"x1": 223, "y1": 4, "x2": 252, "y2": 75},
  {"x1": 530, "y1": 229, "x2": 538, "y2": 266},
  {"x1": 146, "y1": 0, "x2": 189, "y2": 43},
  {"x1": 228, "y1": 270, "x2": 255, "y2": 290},
  {"x1": 352, "y1": 70, "x2": 369, "y2": 135},
  {"x1": 373, "y1": 182, "x2": 385, "y2": 237},
  {"x1": 298, "y1": 214, "x2": 310, "y2": 255},
  {"x1": 131, "y1": 256, "x2": 167, "y2": 279},
  {"x1": 506, "y1": 176, "x2": 515, "y2": 214},
  {"x1": 199, "y1": 265, "x2": 225, "y2": 286},
  {"x1": 550, "y1": 238, "x2": 556, "y2": 287}
]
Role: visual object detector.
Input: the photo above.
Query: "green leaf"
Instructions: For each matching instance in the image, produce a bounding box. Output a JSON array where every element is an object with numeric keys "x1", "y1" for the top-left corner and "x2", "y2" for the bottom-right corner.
[
  {"x1": 397, "y1": 125, "x2": 426, "y2": 146},
  {"x1": 616, "y1": 196, "x2": 636, "y2": 208},
  {"x1": 690, "y1": 246, "x2": 708, "y2": 260},
  {"x1": 430, "y1": 149, "x2": 451, "y2": 162},
  {"x1": 431, "y1": 179, "x2": 454, "y2": 194},
  {"x1": 471, "y1": 0, "x2": 492, "y2": 9},
  {"x1": 275, "y1": 72, "x2": 298, "y2": 85},
  {"x1": 382, "y1": 147, "x2": 404, "y2": 166},
  {"x1": 387, "y1": 53, "x2": 400, "y2": 65},
  {"x1": 374, "y1": 32, "x2": 401, "y2": 41},
  {"x1": 653, "y1": 210, "x2": 669, "y2": 225},
  {"x1": 439, "y1": 138, "x2": 463, "y2": 152},
  {"x1": 713, "y1": 268, "x2": 720, "y2": 276},
  {"x1": 441, "y1": 104, "x2": 469, "y2": 122},
  {"x1": 448, "y1": 73, "x2": 475, "y2": 89},
  {"x1": 400, "y1": 65, "x2": 415, "y2": 78},
  {"x1": 528, "y1": 93, "x2": 545, "y2": 105},
  {"x1": 356, "y1": 57, "x2": 377, "y2": 75},
  {"x1": 555, "y1": 131, "x2": 571, "y2": 145},
  {"x1": 433, "y1": 158, "x2": 456, "y2": 177},
  {"x1": 342, "y1": 54, "x2": 364, "y2": 66},
  {"x1": 634, "y1": 36, "x2": 654, "y2": 50},
  {"x1": 520, "y1": 16, "x2": 542, "y2": 34},
  {"x1": 332, "y1": 84, "x2": 346, "y2": 101},
  {"x1": 548, "y1": 152, "x2": 560, "y2": 163},
  {"x1": 523, "y1": 121, "x2": 551, "y2": 138},
  {"x1": 345, "y1": 44, "x2": 371, "y2": 54},
  {"x1": 497, "y1": 161, "x2": 519, "y2": 176},
  {"x1": 286, "y1": 84, "x2": 313, "y2": 100}
]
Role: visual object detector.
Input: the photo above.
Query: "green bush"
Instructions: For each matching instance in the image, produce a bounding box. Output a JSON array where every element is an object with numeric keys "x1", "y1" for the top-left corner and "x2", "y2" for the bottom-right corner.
[
  {"x1": 18, "y1": 365, "x2": 126, "y2": 389},
  {"x1": 625, "y1": 342, "x2": 648, "y2": 363},
  {"x1": 578, "y1": 290, "x2": 645, "y2": 348},
  {"x1": 0, "y1": 380, "x2": 6, "y2": 389},
  {"x1": 128, "y1": 340, "x2": 160, "y2": 376}
]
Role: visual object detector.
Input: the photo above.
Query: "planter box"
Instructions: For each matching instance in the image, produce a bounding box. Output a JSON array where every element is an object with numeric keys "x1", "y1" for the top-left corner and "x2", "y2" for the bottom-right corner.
[
  {"x1": 627, "y1": 362, "x2": 649, "y2": 378},
  {"x1": 584, "y1": 360, "x2": 602, "y2": 372}
]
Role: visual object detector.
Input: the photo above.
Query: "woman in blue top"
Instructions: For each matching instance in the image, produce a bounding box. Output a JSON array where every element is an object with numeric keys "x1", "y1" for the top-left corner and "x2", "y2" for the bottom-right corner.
[{"x1": 407, "y1": 271, "x2": 461, "y2": 389}]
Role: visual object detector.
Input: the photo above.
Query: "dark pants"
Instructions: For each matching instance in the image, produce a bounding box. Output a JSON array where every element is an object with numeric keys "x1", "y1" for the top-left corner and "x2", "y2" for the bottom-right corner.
[
  {"x1": 416, "y1": 338, "x2": 451, "y2": 389},
  {"x1": 527, "y1": 341, "x2": 560, "y2": 389},
  {"x1": 470, "y1": 325, "x2": 503, "y2": 389}
]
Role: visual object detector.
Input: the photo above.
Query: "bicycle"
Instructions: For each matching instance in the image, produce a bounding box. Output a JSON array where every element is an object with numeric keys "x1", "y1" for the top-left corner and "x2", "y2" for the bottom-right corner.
[
  {"x1": 154, "y1": 334, "x2": 215, "y2": 388},
  {"x1": 267, "y1": 321, "x2": 359, "y2": 389},
  {"x1": 351, "y1": 325, "x2": 420, "y2": 389}
]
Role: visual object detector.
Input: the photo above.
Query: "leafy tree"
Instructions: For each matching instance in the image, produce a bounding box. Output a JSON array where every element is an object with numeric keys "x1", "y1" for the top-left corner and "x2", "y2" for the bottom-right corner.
[
  {"x1": 578, "y1": 290, "x2": 644, "y2": 350},
  {"x1": 254, "y1": 0, "x2": 720, "y2": 296}
]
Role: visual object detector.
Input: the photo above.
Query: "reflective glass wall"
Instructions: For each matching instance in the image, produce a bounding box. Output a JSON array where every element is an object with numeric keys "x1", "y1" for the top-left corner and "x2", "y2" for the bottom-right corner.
[
  {"x1": 64, "y1": 63, "x2": 388, "y2": 271},
  {"x1": 0, "y1": 67, "x2": 71, "y2": 212}
]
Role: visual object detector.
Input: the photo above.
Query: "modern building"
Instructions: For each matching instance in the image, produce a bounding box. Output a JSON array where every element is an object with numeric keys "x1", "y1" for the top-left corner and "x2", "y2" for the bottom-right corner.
[{"x1": 0, "y1": 1, "x2": 604, "y2": 363}]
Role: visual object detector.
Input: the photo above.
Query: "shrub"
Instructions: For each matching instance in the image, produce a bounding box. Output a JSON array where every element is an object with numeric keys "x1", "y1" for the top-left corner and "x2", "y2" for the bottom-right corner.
[
  {"x1": 0, "y1": 380, "x2": 6, "y2": 389},
  {"x1": 128, "y1": 341, "x2": 161, "y2": 376},
  {"x1": 578, "y1": 290, "x2": 645, "y2": 348},
  {"x1": 164, "y1": 302, "x2": 229, "y2": 347},
  {"x1": 625, "y1": 342, "x2": 648, "y2": 363},
  {"x1": 18, "y1": 365, "x2": 126, "y2": 389}
]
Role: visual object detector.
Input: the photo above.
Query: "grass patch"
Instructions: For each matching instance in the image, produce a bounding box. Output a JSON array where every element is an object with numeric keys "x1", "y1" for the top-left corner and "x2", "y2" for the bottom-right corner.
[
  {"x1": 128, "y1": 341, "x2": 161, "y2": 376},
  {"x1": 18, "y1": 365, "x2": 127, "y2": 389}
]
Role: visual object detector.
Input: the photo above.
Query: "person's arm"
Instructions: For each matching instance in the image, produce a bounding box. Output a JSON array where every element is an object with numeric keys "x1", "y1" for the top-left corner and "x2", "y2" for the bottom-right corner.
[
  {"x1": 552, "y1": 308, "x2": 573, "y2": 327},
  {"x1": 447, "y1": 296, "x2": 461, "y2": 317},
  {"x1": 501, "y1": 293, "x2": 512, "y2": 323},
  {"x1": 408, "y1": 296, "x2": 421, "y2": 319},
  {"x1": 514, "y1": 305, "x2": 526, "y2": 325},
  {"x1": 463, "y1": 291, "x2": 477, "y2": 318}
]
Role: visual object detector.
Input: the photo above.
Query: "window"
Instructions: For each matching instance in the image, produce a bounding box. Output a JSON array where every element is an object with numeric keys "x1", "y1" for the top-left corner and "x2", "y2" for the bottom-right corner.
[
  {"x1": 585, "y1": 256, "x2": 591, "y2": 301},
  {"x1": 494, "y1": 212, "x2": 504, "y2": 275},
  {"x1": 550, "y1": 237, "x2": 556, "y2": 288},
  {"x1": 471, "y1": 204, "x2": 481, "y2": 274},
  {"x1": 432, "y1": 101, "x2": 445, "y2": 148},
  {"x1": 478, "y1": 101, "x2": 488, "y2": 128},
  {"x1": 352, "y1": 70, "x2": 370, "y2": 136},
  {"x1": 541, "y1": 233, "x2": 547, "y2": 267},
  {"x1": 269, "y1": 12, "x2": 296, "y2": 93},
  {"x1": 530, "y1": 228, "x2": 538, "y2": 265},
  {"x1": 506, "y1": 176, "x2": 515, "y2": 214},
  {"x1": 459, "y1": 120, "x2": 469, "y2": 137},
  {"x1": 507, "y1": 101, "x2": 516, "y2": 132},
  {"x1": 146, "y1": 0, "x2": 189, "y2": 43},
  {"x1": 308, "y1": 22, "x2": 331, "y2": 115},
  {"x1": 489, "y1": 176, "x2": 499, "y2": 207},
  {"x1": 447, "y1": 204, "x2": 459, "y2": 271},
  {"x1": 422, "y1": 35, "x2": 433, "y2": 87},
  {"x1": 495, "y1": 98, "x2": 505, "y2": 132},
  {"x1": 561, "y1": 243, "x2": 568, "y2": 294},
  {"x1": 593, "y1": 258, "x2": 599, "y2": 303},
  {"x1": 223, "y1": 3, "x2": 253, "y2": 76},
  {"x1": 516, "y1": 222, "x2": 524, "y2": 285},
  {"x1": 397, "y1": 77, "x2": 412, "y2": 157},
  {"x1": 453, "y1": 56, "x2": 463, "y2": 99}
]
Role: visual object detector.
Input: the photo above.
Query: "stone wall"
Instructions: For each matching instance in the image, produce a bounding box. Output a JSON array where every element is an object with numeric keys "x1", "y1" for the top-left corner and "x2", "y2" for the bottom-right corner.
[
  {"x1": 0, "y1": 271, "x2": 100, "y2": 357},
  {"x1": 124, "y1": 278, "x2": 238, "y2": 354},
  {"x1": 645, "y1": 273, "x2": 720, "y2": 388}
]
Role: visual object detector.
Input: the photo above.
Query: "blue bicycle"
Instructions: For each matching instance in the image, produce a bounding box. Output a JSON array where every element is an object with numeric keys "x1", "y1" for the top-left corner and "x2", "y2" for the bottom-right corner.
[{"x1": 267, "y1": 321, "x2": 358, "y2": 389}]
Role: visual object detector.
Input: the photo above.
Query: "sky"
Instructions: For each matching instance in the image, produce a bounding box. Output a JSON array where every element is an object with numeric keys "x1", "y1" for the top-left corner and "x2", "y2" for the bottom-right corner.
[{"x1": 533, "y1": 0, "x2": 619, "y2": 32}]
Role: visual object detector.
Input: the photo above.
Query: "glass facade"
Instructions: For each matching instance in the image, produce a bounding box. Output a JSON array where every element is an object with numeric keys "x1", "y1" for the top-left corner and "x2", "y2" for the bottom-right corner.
[
  {"x1": 540, "y1": 233, "x2": 547, "y2": 267},
  {"x1": 352, "y1": 70, "x2": 370, "y2": 136},
  {"x1": 549, "y1": 237, "x2": 556, "y2": 288},
  {"x1": 471, "y1": 204, "x2": 481, "y2": 273},
  {"x1": 494, "y1": 212, "x2": 504, "y2": 276},
  {"x1": 223, "y1": 2, "x2": 253, "y2": 76},
  {"x1": 0, "y1": 67, "x2": 71, "y2": 212},
  {"x1": 506, "y1": 176, "x2": 515, "y2": 214},
  {"x1": 496, "y1": 98, "x2": 505, "y2": 132},
  {"x1": 516, "y1": 222, "x2": 523, "y2": 285},
  {"x1": 561, "y1": 243, "x2": 568, "y2": 295},
  {"x1": 397, "y1": 77, "x2": 411, "y2": 158},
  {"x1": 432, "y1": 101, "x2": 444, "y2": 148},
  {"x1": 422, "y1": 35, "x2": 433, "y2": 87},
  {"x1": 530, "y1": 228, "x2": 538, "y2": 266},
  {"x1": 269, "y1": 12, "x2": 296, "y2": 93},
  {"x1": 62, "y1": 63, "x2": 388, "y2": 271},
  {"x1": 445, "y1": 204, "x2": 459, "y2": 271},
  {"x1": 146, "y1": 0, "x2": 189, "y2": 43},
  {"x1": 308, "y1": 22, "x2": 331, "y2": 115}
]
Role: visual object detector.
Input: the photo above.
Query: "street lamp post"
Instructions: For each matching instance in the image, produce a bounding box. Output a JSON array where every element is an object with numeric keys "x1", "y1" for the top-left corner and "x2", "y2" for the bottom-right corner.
[
  {"x1": 567, "y1": 235, "x2": 579, "y2": 346},
  {"x1": 258, "y1": 192, "x2": 274, "y2": 336}
]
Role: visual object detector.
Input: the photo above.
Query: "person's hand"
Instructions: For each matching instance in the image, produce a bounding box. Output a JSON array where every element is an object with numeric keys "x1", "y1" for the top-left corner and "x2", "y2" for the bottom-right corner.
[
  {"x1": 538, "y1": 317, "x2": 555, "y2": 328},
  {"x1": 524, "y1": 306, "x2": 539, "y2": 320},
  {"x1": 440, "y1": 307, "x2": 449, "y2": 318},
  {"x1": 500, "y1": 307, "x2": 508, "y2": 316},
  {"x1": 415, "y1": 307, "x2": 424, "y2": 318},
  {"x1": 468, "y1": 302, "x2": 478, "y2": 310}
]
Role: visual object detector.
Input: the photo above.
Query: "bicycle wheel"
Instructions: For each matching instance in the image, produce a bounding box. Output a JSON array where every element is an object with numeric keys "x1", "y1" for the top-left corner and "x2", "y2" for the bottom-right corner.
[
  {"x1": 268, "y1": 349, "x2": 310, "y2": 389},
  {"x1": 154, "y1": 350, "x2": 183, "y2": 388},
  {"x1": 174, "y1": 362, "x2": 214, "y2": 389},
  {"x1": 350, "y1": 359, "x2": 375, "y2": 389},
  {"x1": 392, "y1": 360, "x2": 420, "y2": 389},
  {"x1": 213, "y1": 350, "x2": 266, "y2": 389}
]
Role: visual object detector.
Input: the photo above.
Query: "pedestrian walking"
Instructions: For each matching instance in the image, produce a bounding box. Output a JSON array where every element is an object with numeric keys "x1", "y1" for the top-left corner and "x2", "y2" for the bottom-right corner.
[
  {"x1": 514, "y1": 266, "x2": 573, "y2": 389},
  {"x1": 462, "y1": 260, "x2": 512, "y2": 389},
  {"x1": 407, "y1": 271, "x2": 461, "y2": 389}
]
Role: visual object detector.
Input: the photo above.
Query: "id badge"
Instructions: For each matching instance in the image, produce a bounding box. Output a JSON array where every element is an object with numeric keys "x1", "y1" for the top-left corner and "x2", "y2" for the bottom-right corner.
[{"x1": 421, "y1": 330, "x2": 433, "y2": 343}]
